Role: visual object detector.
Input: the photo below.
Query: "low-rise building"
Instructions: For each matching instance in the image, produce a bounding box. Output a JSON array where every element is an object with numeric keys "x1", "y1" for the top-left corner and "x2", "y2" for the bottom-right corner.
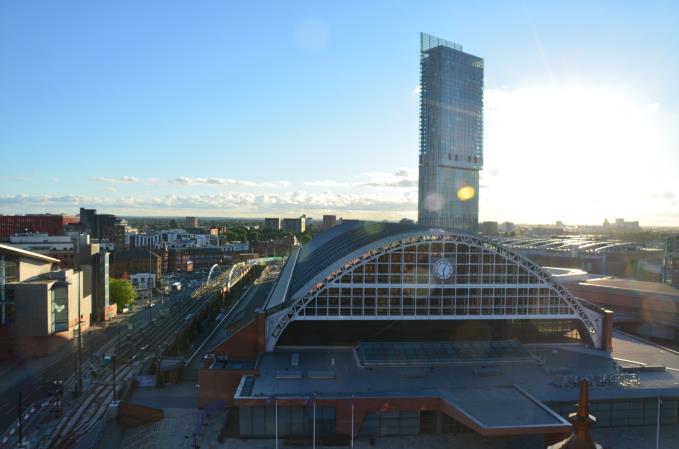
[
  {"x1": 129, "y1": 272, "x2": 156, "y2": 298},
  {"x1": 110, "y1": 248, "x2": 162, "y2": 280},
  {"x1": 500, "y1": 221, "x2": 515, "y2": 233},
  {"x1": 223, "y1": 241, "x2": 250, "y2": 253},
  {"x1": 8, "y1": 233, "x2": 75, "y2": 267},
  {"x1": 0, "y1": 244, "x2": 94, "y2": 358},
  {"x1": 0, "y1": 214, "x2": 78, "y2": 241},
  {"x1": 168, "y1": 247, "x2": 223, "y2": 272}
]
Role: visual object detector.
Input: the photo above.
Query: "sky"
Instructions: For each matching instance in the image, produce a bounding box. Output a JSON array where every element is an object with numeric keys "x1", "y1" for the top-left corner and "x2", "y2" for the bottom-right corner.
[{"x1": 1, "y1": 1, "x2": 678, "y2": 226}]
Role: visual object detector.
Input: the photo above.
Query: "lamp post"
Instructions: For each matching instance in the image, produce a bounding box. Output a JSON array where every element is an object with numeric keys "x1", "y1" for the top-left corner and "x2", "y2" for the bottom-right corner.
[
  {"x1": 18, "y1": 391, "x2": 23, "y2": 447},
  {"x1": 351, "y1": 397, "x2": 355, "y2": 449},
  {"x1": 112, "y1": 355, "x2": 117, "y2": 402},
  {"x1": 53, "y1": 380, "x2": 63, "y2": 413},
  {"x1": 275, "y1": 398, "x2": 278, "y2": 449}
]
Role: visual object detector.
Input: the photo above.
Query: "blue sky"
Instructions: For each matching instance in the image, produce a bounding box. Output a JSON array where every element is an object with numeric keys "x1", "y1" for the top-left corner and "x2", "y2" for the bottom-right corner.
[{"x1": 1, "y1": 1, "x2": 678, "y2": 225}]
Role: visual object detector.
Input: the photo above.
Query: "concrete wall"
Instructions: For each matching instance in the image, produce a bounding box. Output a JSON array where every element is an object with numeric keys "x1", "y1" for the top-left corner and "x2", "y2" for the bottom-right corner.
[
  {"x1": 14, "y1": 282, "x2": 50, "y2": 336},
  {"x1": 67, "y1": 270, "x2": 92, "y2": 330},
  {"x1": 211, "y1": 319, "x2": 260, "y2": 359},
  {"x1": 17, "y1": 257, "x2": 53, "y2": 282},
  {"x1": 197, "y1": 368, "x2": 257, "y2": 407}
]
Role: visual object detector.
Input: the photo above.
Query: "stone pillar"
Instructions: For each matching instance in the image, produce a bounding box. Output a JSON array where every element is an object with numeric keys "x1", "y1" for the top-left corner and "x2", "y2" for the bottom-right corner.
[{"x1": 601, "y1": 308, "x2": 614, "y2": 352}]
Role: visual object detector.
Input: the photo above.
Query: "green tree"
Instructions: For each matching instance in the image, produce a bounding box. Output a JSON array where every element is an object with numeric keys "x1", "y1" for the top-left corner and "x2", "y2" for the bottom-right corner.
[{"x1": 110, "y1": 278, "x2": 137, "y2": 311}]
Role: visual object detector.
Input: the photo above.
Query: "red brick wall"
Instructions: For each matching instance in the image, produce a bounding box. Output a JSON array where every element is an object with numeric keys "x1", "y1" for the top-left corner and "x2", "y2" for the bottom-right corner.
[
  {"x1": 197, "y1": 369, "x2": 257, "y2": 407},
  {"x1": 210, "y1": 319, "x2": 260, "y2": 359}
]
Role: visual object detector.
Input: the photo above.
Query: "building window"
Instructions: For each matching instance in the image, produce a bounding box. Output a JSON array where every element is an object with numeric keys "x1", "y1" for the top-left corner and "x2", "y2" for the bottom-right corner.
[
  {"x1": 239, "y1": 405, "x2": 335, "y2": 437},
  {"x1": 51, "y1": 286, "x2": 69, "y2": 333}
]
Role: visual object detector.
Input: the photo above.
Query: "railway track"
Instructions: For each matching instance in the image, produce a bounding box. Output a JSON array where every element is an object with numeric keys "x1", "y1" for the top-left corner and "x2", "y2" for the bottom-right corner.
[{"x1": 43, "y1": 290, "x2": 220, "y2": 449}]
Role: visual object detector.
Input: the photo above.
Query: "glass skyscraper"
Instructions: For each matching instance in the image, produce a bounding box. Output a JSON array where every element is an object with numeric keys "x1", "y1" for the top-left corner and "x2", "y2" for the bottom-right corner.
[{"x1": 418, "y1": 33, "x2": 483, "y2": 231}]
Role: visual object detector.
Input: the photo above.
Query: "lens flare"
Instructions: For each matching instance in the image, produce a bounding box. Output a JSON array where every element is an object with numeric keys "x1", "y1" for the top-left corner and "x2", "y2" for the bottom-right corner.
[
  {"x1": 456, "y1": 185, "x2": 476, "y2": 202},
  {"x1": 424, "y1": 192, "x2": 445, "y2": 212}
]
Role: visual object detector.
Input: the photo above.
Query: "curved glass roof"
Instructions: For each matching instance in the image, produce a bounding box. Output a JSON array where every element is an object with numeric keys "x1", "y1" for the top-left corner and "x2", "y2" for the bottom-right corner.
[{"x1": 288, "y1": 220, "x2": 424, "y2": 296}]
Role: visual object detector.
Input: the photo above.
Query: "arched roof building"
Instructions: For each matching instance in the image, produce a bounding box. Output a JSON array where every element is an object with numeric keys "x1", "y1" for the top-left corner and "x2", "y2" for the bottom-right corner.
[
  {"x1": 197, "y1": 222, "x2": 679, "y2": 443},
  {"x1": 262, "y1": 221, "x2": 609, "y2": 351}
]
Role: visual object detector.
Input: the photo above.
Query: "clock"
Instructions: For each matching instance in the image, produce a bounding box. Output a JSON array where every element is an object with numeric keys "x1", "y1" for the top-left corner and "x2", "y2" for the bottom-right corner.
[{"x1": 432, "y1": 259, "x2": 454, "y2": 280}]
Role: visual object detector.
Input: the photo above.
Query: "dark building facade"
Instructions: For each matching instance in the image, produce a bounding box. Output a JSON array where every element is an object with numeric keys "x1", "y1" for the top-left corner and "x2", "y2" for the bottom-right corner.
[
  {"x1": 79, "y1": 208, "x2": 126, "y2": 249},
  {"x1": 77, "y1": 243, "x2": 113, "y2": 322},
  {"x1": 110, "y1": 248, "x2": 161, "y2": 280},
  {"x1": 418, "y1": 33, "x2": 483, "y2": 232},
  {"x1": 0, "y1": 214, "x2": 78, "y2": 241},
  {"x1": 168, "y1": 247, "x2": 223, "y2": 272}
]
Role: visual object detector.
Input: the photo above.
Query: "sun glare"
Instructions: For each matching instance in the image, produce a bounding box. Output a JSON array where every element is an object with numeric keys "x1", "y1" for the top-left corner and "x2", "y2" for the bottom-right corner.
[{"x1": 483, "y1": 85, "x2": 666, "y2": 224}]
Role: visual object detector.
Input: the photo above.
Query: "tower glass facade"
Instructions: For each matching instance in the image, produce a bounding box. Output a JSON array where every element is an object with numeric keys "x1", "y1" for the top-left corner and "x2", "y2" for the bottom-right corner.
[{"x1": 418, "y1": 32, "x2": 483, "y2": 231}]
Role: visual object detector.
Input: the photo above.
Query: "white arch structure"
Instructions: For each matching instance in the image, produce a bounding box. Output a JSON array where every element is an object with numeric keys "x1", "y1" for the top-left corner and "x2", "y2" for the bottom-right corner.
[
  {"x1": 265, "y1": 231, "x2": 605, "y2": 351},
  {"x1": 206, "y1": 264, "x2": 221, "y2": 284}
]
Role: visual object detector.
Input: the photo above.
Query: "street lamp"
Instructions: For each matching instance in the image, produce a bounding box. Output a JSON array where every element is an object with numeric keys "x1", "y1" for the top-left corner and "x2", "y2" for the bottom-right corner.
[{"x1": 53, "y1": 380, "x2": 64, "y2": 413}]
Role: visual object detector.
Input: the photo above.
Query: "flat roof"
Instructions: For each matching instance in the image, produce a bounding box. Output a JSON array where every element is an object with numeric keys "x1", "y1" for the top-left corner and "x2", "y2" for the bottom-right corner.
[
  {"x1": 440, "y1": 386, "x2": 569, "y2": 431},
  {"x1": 582, "y1": 278, "x2": 679, "y2": 297},
  {"x1": 356, "y1": 340, "x2": 537, "y2": 367},
  {"x1": 0, "y1": 243, "x2": 60, "y2": 263},
  {"x1": 236, "y1": 338, "x2": 679, "y2": 405}
]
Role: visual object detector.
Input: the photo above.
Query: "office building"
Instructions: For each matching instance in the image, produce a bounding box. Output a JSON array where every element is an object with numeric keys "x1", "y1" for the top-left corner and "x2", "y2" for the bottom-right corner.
[
  {"x1": 264, "y1": 218, "x2": 281, "y2": 230},
  {"x1": 79, "y1": 208, "x2": 126, "y2": 249},
  {"x1": 417, "y1": 33, "x2": 483, "y2": 232},
  {"x1": 281, "y1": 218, "x2": 305, "y2": 234},
  {"x1": 322, "y1": 215, "x2": 337, "y2": 230},
  {"x1": 110, "y1": 248, "x2": 162, "y2": 280},
  {"x1": 479, "y1": 221, "x2": 498, "y2": 235},
  {"x1": 0, "y1": 214, "x2": 78, "y2": 241},
  {"x1": 186, "y1": 216, "x2": 199, "y2": 228},
  {"x1": 168, "y1": 247, "x2": 223, "y2": 272}
]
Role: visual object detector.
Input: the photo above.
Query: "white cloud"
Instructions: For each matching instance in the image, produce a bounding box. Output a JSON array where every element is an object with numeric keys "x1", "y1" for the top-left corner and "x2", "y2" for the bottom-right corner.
[
  {"x1": 358, "y1": 168, "x2": 418, "y2": 188},
  {"x1": 412, "y1": 84, "x2": 422, "y2": 95},
  {"x1": 89, "y1": 176, "x2": 140, "y2": 184},
  {"x1": 0, "y1": 190, "x2": 417, "y2": 218},
  {"x1": 303, "y1": 180, "x2": 350, "y2": 187},
  {"x1": 172, "y1": 177, "x2": 289, "y2": 188}
]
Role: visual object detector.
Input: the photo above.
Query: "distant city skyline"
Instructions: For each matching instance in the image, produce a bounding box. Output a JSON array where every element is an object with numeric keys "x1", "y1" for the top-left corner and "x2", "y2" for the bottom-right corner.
[{"x1": 1, "y1": 1, "x2": 678, "y2": 226}]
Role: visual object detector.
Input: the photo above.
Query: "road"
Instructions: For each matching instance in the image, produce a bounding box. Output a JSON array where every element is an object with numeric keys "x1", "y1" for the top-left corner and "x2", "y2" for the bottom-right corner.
[{"x1": 0, "y1": 286, "x2": 196, "y2": 439}]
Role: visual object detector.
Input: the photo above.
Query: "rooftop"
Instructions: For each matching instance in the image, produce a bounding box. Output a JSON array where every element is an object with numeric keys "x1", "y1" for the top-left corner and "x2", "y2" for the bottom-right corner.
[
  {"x1": 582, "y1": 278, "x2": 679, "y2": 297},
  {"x1": 0, "y1": 243, "x2": 60, "y2": 263},
  {"x1": 236, "y1": 333, "x2": 679, "y2": 405},
  {"x1": 288, "y1": 221, "x2": 429, "y2": 298}
]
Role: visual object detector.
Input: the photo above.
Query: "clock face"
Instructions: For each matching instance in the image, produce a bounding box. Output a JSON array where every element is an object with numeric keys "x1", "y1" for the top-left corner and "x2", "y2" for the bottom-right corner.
[{"x1": 432, "y1": 259, "x2": 454, "y2": 280}]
